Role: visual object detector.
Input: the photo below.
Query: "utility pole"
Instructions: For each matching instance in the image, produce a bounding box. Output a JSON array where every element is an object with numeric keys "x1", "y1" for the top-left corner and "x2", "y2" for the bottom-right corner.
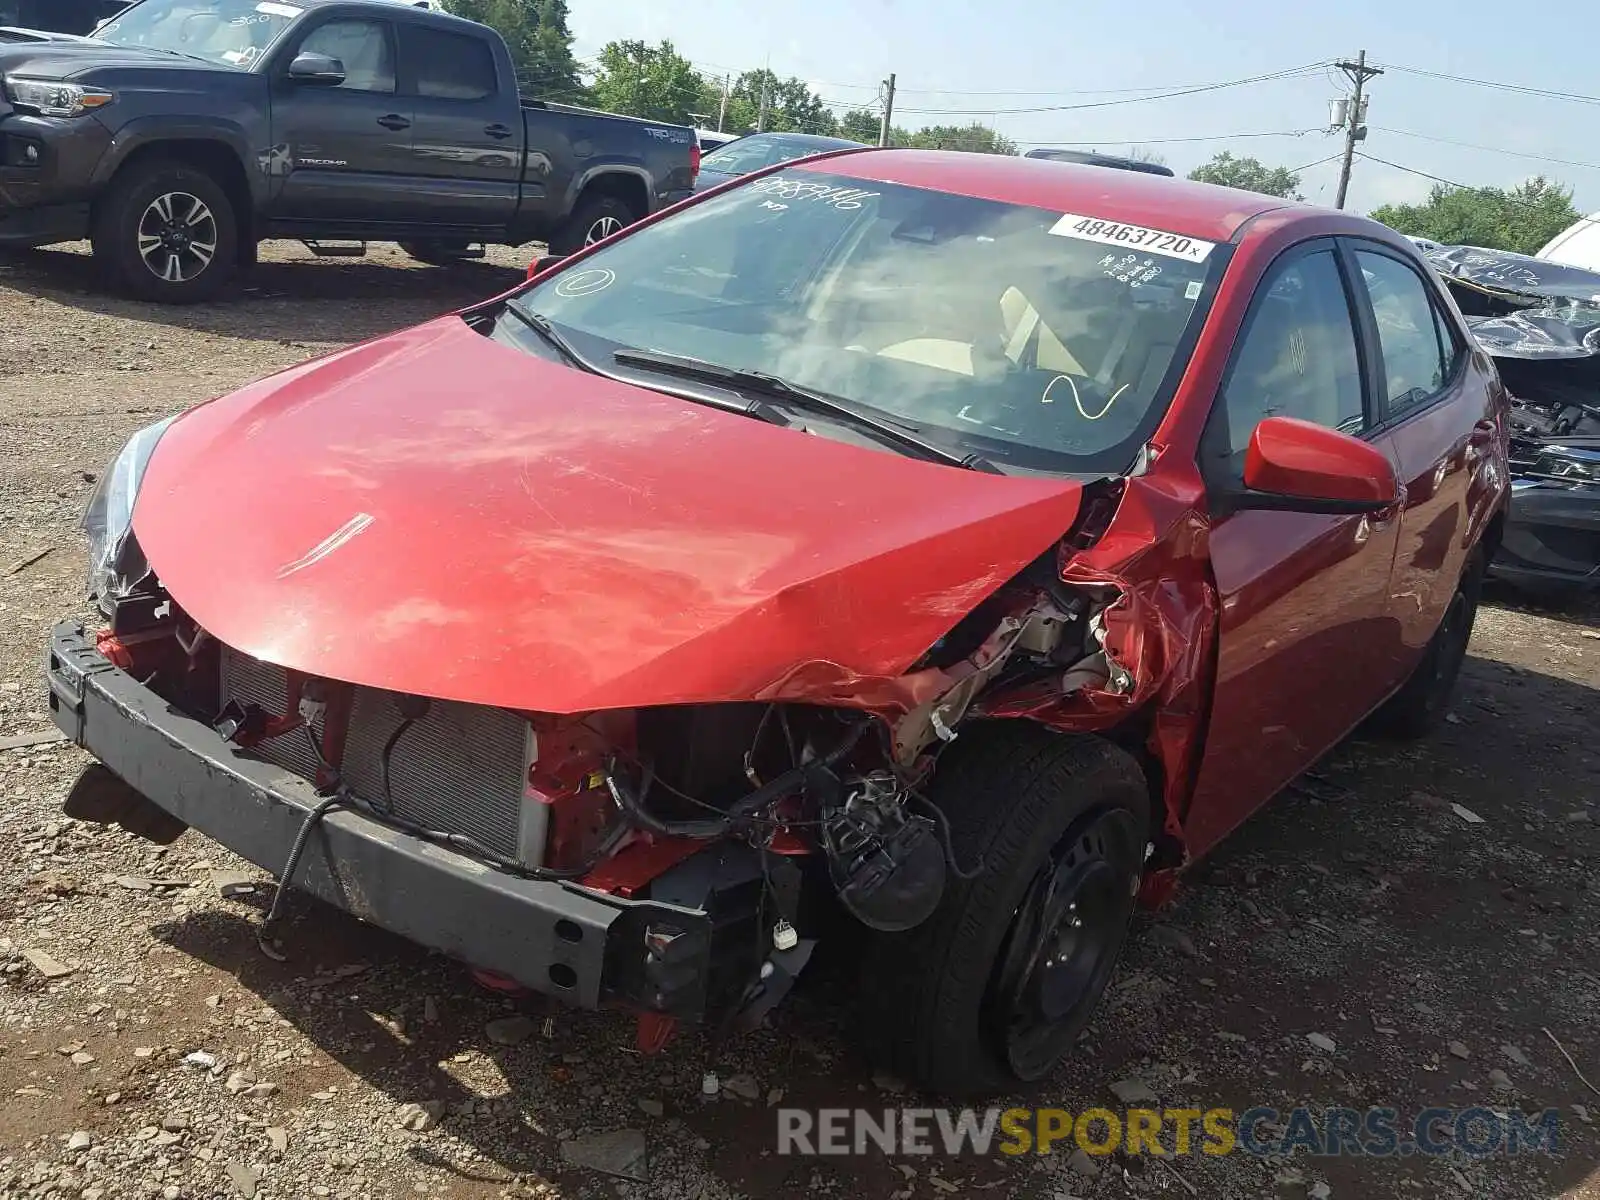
[
  {"x1": 1333, "y1": 50, "x2": 1382, "y2": 210},
  {"x1": 757, "y1": 74, "x2": 770, "y2": 132},
  {"x1": 717, "y1": 73, "x2": 729, "y2": 131},
  {"x1": 878, "y1": 73, "x2": 897, "y2": 147}
]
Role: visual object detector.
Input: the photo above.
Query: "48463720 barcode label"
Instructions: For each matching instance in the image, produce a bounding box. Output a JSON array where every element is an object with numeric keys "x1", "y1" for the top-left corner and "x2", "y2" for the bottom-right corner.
[{"x1": 1048, "y1": 213, "x2": 1215, "y2": 262}]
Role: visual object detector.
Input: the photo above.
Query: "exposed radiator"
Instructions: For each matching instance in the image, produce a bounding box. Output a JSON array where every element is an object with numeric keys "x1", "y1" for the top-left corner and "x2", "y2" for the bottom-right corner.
[{"x1": 219, "y1": 646, "x2": 537, "y2": 865}]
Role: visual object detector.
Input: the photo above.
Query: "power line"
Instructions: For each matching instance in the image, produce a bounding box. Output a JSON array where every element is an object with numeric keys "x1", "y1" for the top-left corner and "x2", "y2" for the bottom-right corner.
[
  {"x1": 1357, "y1": 152, "x2": 1600, "y2": 229},
  {"x1": 1022, "y1": 128, "x2": 1322, "y2": 148},
  {"x1": 886, "y1": 63, "x2": 1330, "y2": 116},
  {"x1": 1354, "y1": 151, "x2": 1471, "y2": 190},
  {"x1": 1372, "y1": 126, "x2": 1600, "y2": 172},
  {"x1": 1378, "y1": 63, "x2": 1600, "y2": 107},
  {"x1": 892, "y1": 73, "x2": 1332, "y2": 98},
  {"x1": 1288, "y1": 152, "x2": 1346, "y2": 173}
]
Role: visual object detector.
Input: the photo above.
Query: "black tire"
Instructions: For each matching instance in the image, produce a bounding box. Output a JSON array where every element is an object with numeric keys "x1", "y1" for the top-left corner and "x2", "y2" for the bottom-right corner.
[
  {"x1": 1370, "y1": 546, "x2": 1486, "y2": 739},
  {"x1": 91, "y1": 158, "x2": 237, "y2": 304},
  {"x1": 859, "y1": 724, "x2": 1149, "y2": 1097},
  {"x1": 398, "y1": 239, "x2": 475, "y2": 266},
  {"x1": 549, "y1": 194, "x2": 638, "y2": 256}
]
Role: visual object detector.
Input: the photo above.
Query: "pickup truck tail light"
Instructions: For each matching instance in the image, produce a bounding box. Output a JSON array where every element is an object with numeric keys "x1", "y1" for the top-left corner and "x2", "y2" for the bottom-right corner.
[{"x1": 690, "y1": 142, "x2": 701, "y2": 181}]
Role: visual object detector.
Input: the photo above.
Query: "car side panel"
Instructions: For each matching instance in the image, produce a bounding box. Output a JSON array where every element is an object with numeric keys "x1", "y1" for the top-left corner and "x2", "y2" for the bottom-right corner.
[
  {"x1": 1356, "y1": 255, "x2": 1509, "y2": 653},
  {"x1": 1179, "y1": 238, "x2": 1407, "y2": 857},
  {"x1": 1181, "y1": 503, "x2": 1403, "y2": 855}
]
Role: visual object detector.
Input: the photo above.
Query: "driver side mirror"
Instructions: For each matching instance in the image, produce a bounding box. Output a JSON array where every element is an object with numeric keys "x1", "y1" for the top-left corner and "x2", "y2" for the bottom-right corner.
[
  {"x1": 1231, "y1": 415, "x2": 1400, "y2": 515},
  {"x1": 288, "y1": 52, "x2": 346, "y2": 86}
]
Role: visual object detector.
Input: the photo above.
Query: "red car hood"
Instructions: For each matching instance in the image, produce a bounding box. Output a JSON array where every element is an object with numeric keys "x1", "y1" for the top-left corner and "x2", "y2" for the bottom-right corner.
[{"x1": 135, "y1": 317, "x2": 1084, "y2": 713}]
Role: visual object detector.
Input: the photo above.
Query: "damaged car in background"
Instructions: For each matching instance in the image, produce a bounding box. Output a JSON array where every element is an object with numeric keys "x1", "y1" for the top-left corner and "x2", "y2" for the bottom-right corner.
[
  {"x1": 48, "y1": 150, "x2": 1507, "y2": 1096},
  {"x1": 1423, "y1": 244, "x2": 1600, "y2": 591}
]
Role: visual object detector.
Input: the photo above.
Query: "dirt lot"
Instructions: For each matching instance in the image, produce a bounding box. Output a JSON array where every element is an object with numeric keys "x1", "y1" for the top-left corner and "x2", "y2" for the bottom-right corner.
[{"x1": 1, "y1": 241, "x2": 1599, "y2": 1200}]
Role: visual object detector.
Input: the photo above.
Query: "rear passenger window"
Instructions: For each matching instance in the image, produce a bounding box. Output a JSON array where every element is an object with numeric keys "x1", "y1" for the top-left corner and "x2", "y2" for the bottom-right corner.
[
  {"x1": 403, "y1": 27, "x2": 497, "y2": 100},
  {"x1": 1208, "y1": 248, "x2": 1367, "y2": 481},
  {"x1": 1354, "y1": 249, "x2": 1450, "y2": 418},
  {"x1": 299, "y1": 20, "x2": 394, "y2": 94}
]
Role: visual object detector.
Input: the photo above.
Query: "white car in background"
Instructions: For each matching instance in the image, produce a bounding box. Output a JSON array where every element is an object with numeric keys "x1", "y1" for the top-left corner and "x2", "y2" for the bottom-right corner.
[{"x1": 695, "y1": 129, "x2": 739, "y2": 153}]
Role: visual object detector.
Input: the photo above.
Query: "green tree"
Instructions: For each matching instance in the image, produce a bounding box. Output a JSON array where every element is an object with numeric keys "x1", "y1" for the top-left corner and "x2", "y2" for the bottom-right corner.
[
  {"x1": 904, "y1": 123, "x2": 1018, "y2": 155},
  {"x1": 1369, "y1": 177, "x2": 1580, "y2": 256},
  {"x1": 443, "y1": 0, "x2": 585, "y2": 102},
  {"x1": 1188, "y1": 151, "x2": 1302, "y2": 199},
  {"x1": 726, "y1": 70, "x2": 839, "y2": 135},
  {"x1": 838, "y1": 108, "x2": 882, "y2": 145},
  {"x1": 589, "y1": 40, "x2": 705, "y2": 124}
]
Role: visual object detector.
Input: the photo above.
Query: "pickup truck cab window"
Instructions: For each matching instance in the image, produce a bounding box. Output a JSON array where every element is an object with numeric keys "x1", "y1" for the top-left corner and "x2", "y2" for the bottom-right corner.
[
  {"x1": 1207, "y1": 246, "x2": 1367, "y2": 483},
  {"x1": 91, "y1": 0, "x2": 298, "y2": 67},
  {"x1": 399, "y1": 24, "x2": 497, "y2": 101},
  {"x1": 296, "y1": 18, "x2": 395, "y2": 94}
]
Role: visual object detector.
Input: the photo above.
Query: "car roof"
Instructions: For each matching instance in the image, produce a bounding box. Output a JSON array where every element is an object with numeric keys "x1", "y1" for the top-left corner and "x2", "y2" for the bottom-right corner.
[{"x1": 795, "y1": 149, "x2": 1300, "y2": 243}]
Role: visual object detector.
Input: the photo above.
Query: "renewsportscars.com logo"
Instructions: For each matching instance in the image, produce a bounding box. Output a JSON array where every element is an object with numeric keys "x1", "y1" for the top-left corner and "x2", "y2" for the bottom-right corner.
[{"x1": 775, "y1": 1106, "x2": 1562, "y2": 1158}]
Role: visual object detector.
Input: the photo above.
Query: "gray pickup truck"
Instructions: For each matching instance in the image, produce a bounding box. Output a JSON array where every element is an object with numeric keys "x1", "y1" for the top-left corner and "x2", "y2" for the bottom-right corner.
[{"x1": 0, "y1": 0, "x2": 698, "y2": 301}]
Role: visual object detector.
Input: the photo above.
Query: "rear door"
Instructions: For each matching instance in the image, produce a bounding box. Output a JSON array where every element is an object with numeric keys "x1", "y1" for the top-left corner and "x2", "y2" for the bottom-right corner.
[
  {"x1": 1183, "y1": 240, "x2": 1406, "y2": 854},
  {"x1": 1345, "y1": 241, "x2": 1494, "y2": 661},
  {"x1": 394, "y1": 18, "x2": 521, "y2": 230},
  {"x1": 266, "y1": 13, "x2": 417, "y2": 224}
]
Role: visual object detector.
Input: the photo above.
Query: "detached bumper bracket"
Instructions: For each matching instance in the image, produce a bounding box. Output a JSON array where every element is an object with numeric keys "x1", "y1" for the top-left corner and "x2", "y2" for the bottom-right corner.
[{"x1": 46, "y1": 623, "x2": 113, "y2": 743}]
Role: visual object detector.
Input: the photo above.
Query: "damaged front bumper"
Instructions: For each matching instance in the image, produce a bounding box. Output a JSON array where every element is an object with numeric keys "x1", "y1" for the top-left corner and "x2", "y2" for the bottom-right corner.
[{"x1": 45, "y1": 621, "x2": 764, "y2": 1019}]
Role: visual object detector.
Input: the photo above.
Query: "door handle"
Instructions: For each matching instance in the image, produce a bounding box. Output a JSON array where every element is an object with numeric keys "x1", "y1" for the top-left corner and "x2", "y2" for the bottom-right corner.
[
  {"x1": 484, "y1": 123, "x2": 513, "y2": 139},
  {"x1": 377, "y1": 114, "x2": 411, "y2": 131}
]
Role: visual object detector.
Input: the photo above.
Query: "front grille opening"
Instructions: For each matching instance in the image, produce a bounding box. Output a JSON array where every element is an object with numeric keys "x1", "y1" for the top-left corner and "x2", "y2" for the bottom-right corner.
[{"x1": 219, "y1": 646, "x2": 536, "y2": 865}]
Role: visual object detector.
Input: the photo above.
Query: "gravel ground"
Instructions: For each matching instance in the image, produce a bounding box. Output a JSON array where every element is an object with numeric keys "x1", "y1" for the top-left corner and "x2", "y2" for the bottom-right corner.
[{"x1": 2, "y1": 240, "x2": 1599, "y2": 1200}]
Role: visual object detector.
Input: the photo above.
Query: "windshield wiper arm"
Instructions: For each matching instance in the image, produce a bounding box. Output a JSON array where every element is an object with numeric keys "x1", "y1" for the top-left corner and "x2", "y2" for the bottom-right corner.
[
  {"x1": 502, "y1": 301, "x2": 602, "y2": 373},
  {"x1": 500, "y1": 305, "x2": 792, "y2": 426},
  {"x1": 612, "y1": 349, "x2": 1001, "y2": 473}
]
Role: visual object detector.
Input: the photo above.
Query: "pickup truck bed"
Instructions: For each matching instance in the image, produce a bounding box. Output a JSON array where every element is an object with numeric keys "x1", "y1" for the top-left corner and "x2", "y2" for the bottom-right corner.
[{"x1": 0, "y1": 0, "x2": 697, "y2": 302}]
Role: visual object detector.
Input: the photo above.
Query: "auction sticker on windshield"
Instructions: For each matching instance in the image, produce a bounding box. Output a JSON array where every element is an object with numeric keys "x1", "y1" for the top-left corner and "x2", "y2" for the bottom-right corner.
[{"x1": 1049, "y1": 213, "x2": 1215, "y2": 263}]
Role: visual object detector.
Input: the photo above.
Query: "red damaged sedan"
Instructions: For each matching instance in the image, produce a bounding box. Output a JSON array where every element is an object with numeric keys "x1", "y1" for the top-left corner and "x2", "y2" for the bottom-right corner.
[{"x1": 50, "y1": 149, "x2": 1508, "y2": 1096}]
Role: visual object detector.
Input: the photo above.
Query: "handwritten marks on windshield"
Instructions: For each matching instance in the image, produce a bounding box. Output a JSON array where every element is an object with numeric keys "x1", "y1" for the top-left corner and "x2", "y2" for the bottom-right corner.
[
  {"x1": 745, "y1": 177, "x2": 881, "y2": 211},
  {"x1": 554, "y1": 269, "x2": 616, "y2": 299},
  {"x1": 1099, "y1": 252, "x2": 1164, "y2": 288}
]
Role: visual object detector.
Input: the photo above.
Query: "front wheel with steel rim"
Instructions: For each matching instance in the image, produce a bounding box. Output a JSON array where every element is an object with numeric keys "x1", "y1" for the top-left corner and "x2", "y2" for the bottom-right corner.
[
  {"x1": 93, "y1": 159, "x2": 238, "y2": 304},
  {"x1": 858, "y1": 724, "x2": 1149, "y2": 1097}
]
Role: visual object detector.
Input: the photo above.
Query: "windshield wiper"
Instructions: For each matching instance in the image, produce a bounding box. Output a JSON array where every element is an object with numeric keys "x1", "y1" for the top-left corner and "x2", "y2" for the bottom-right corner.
[
  {"x1": 500, "y1": 305, "x2": 793, "y2": 426},
  {"x1": 502, "y1": 302, "x2": 602, "y2": 373},
  {"x1": 612, "y1": 349, "x2": 1001, "y2": 472}
]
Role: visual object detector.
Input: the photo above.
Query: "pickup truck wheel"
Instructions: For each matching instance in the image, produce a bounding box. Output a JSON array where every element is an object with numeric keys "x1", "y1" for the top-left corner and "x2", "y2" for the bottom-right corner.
[
  {"x1": 399, "y1": 239, "x2": 474, "y2": 266},
  {"x1": 93, "y1": 160, "x2": 237, "y2": 304},
  {"x1": 550, "y1": 196, "x2": 637, "y2": 255},
  {"x1": 858, "y1": 725, "x2": 1149, "y2": 1097},
  {"x1": 1370, "y1": 547, "x2": 1486, "y2": 739}
]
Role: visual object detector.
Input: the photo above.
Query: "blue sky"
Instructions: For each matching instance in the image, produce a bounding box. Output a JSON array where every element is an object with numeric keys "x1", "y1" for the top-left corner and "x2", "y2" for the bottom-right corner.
[{"x1": 568, "y1": 0, "x2": 1600, "y2": 216}]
